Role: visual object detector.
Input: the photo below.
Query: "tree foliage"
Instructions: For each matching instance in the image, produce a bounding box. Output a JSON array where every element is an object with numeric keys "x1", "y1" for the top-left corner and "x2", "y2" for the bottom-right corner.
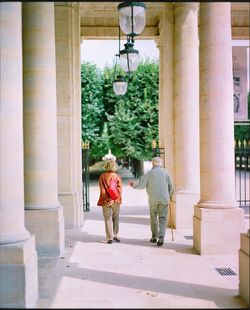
[
  {"x1": 81, "y1": 60, "x2": 159, "y2": 161},
  {"x1": 81, "y1": 62, "x2": 106, "y2": 159},
  {"x1": 81, "y1": 61, "x2": 249, "y2": 162},
  {"x1": 234, "y1": 92, "x2": 250, "y2": 141},
  {"x1": 107, "y1": 61, "x2": 159, "y2": 160}
]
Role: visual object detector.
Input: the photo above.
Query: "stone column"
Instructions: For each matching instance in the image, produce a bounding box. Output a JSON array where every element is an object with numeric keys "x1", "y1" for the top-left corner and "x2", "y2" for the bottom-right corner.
[
  {"x1": 55, "y1": 2, "x2": 83, "y2": 229},
  {"x1": 194, "y1": 2, "x2": 244, "y2": 254},
  {"x1": 239, "y1": 229, "x2": 250, "y2": 305},
  {"x1": 157, "y1": 4, "x2": 175, "y2": 228},
  {"x1": 174, "y1": 2, "x2": 200, "y2": 229},
  {"x1": 157, "y1": 3, "x2": 175, "y2": 179},
  {"x1": 0, "y1": 3, "x2": 38, "y2": 307},
  {"x1": 22, "y1": 2, "x2": 65, "y2": 256}
]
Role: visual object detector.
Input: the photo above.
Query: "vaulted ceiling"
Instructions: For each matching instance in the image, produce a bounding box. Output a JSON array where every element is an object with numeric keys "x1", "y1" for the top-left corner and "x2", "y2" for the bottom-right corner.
[{"x1": 80, "y1": 2, "x2": 250, "y2": 40}]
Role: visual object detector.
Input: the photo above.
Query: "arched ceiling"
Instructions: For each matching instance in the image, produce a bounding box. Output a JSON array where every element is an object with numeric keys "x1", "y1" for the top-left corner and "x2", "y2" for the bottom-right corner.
[{"x1": 80, "y1": 2, "x2": 250, "y2": 40}]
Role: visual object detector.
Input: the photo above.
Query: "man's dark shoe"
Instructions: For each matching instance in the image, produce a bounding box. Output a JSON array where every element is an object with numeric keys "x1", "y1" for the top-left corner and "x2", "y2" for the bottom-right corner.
[
  {"x1": 150, "y1": 238, "x2": 157, "y2": 243},
  {"x1": 107, "y1": 240, "x2": 113, "y2": 244},
  {"x1": 157, "y1": 237, "x2": 164, "y2": 246},
  {"x1": 113, "y1": 237, "x2": 120, "y2": 242}
]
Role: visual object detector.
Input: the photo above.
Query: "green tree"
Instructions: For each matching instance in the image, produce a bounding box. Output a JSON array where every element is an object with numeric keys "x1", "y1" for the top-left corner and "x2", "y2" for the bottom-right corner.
[
  {"x1": 107, "y1": 60, "x2": 159, "y2": 160},
  {"x1": 81, "y1": 62, "x2": 105, "y2": 160},
  {"x1": 234, "y1": 125, "x2": 250, "y2": 141},
  {"x1": 81, "y1": 60, "x2": 159, "y2": 166},
  {"x1": 234, "y1": 92, "x2": 250, "y2": 141}
]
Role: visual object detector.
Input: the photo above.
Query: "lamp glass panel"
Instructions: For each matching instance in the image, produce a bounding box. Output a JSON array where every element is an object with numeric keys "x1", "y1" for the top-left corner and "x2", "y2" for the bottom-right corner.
[
  {"x1": 119, "y1": 5, "x2": 146, "y2": 35},
  {"x1": 113, "y1": 81, "x2": 128, "y2": 95},
  {"x1": 120, "y1": 52, "x2": 140, "y2": 73}
]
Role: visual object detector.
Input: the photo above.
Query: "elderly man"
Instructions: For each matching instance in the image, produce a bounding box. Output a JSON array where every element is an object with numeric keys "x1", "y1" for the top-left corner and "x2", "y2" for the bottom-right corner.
[{"x1": 128, "y1": 157, "x2": 174, "y2": 246}]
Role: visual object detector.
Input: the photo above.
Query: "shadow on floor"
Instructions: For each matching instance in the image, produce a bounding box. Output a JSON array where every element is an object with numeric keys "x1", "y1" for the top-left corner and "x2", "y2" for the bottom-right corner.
[{"x1": 37, "y1": 248, "x2": 247, "y2": 309}]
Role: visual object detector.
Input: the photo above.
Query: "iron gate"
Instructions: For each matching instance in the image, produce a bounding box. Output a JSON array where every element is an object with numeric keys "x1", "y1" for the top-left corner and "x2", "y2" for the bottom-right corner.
[
  {"x1": 82, "y1": 141, "x2": 90, "y2": 212},
  {"x1": 152, "y1": 140, "x2": 165, "y2": 168},
  {"x1": 235, "y1": 139, "x2": 250, "y2": 208}
]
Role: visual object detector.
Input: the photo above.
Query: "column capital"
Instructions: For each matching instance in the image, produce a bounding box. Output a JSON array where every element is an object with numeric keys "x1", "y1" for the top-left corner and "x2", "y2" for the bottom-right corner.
[
  {"x1": 68, "y1": 2, "x2": 79, "y2": 9},
  {"x1": 174, "y1": 2, "x2": 199, "y2": 14},
  {"x1": 154, "y1": 37, "x2": 162, "y2": 49},
  {"x1": 54, "y1": 2, "x2": 79, "y2": 8},
  {"x1": 158, "y1": 3, "x2": 174, "y2": 34}
]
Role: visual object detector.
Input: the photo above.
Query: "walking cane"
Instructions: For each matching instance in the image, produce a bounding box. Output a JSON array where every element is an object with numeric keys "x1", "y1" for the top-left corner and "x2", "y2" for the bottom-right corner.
[{"x1": 169, "y1": 200, "x2": 174, "y2": 241}]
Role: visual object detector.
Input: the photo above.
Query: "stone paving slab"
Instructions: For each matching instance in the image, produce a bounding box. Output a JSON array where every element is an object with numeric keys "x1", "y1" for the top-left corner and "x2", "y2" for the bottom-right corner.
[
  {"x1": 35, "y1": 163, "x2": 249, "y2": 308},
  {"x1": 34, "y1": 181, "x2": 248, "y2": 309}
]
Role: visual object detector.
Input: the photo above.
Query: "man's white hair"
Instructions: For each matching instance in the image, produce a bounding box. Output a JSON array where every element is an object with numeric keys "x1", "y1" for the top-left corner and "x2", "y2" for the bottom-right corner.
[{"x1": 152, "y1": 157, "x2": 162, "y2": 166}]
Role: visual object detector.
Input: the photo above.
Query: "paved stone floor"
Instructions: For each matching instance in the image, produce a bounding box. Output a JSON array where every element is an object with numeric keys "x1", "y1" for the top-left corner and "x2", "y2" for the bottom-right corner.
[{"x1": 34, "y1": 165, "x2": 249, "y2": 309}]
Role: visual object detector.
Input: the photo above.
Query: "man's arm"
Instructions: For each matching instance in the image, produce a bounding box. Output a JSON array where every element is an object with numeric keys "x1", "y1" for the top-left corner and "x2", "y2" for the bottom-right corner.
[{"x1": 128, "y1": 172, "x2": 149, "y2": 190}]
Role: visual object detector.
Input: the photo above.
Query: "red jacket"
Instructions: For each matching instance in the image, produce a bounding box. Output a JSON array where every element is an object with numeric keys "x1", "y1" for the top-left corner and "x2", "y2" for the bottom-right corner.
[{"x1": 97, "y1": 171, "x2": 122, "y2": 206}]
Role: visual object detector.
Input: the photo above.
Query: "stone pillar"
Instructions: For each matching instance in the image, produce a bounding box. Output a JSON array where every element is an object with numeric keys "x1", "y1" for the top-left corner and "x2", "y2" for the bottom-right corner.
[
  {"x1": 157, "y1": 4, "x2": 175, "y2": 228},
  {"x1": 55, "y1": 2, "x2": 84, "y2": 229},
  {"x1": 194, "y1": 2, "x2": 244, "y2": 254},
  {"x1": 0, "y1": 3, "x2": 38, "y2": 307},
  {"x1": 239, "y1": 229, "x2": 249, "y2": 305},
  {"x1": 174, "y1": 2, "x2": 200, "y2": 229},
  {"x1": 157, "y1": 3, "x2": 174, "y2": 179},
  {"x1": 22, "y1": 2, "x2": 65, "y2": 256}
]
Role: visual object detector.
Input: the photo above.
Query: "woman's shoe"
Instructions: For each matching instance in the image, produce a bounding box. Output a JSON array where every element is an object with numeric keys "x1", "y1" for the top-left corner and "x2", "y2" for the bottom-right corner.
[
  {"x1": 107, "y1": 240, "x2": 113, "y2": 244},
  {"x1": 113, "y1": 237, "x2": 120, "y2": 242}
]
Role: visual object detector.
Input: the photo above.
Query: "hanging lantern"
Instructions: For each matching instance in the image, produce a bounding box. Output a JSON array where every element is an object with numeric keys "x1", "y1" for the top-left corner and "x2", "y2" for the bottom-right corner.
[
  {"x1": 113, "y1": 75, "x2": 128, "y2": 96},
  {"x1": 119, "y1": 41, "x2": 140, "y2": 73},
  {"x1": 118, "y1": 2, "x2": 146, "y2": 37},
  {"x1": 112, "y1": 52, "x2": 128, "y2": 96}
]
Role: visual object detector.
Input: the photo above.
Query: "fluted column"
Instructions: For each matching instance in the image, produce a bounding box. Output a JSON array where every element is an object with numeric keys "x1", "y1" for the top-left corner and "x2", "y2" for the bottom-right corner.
[
  {"x1": 0, "y1": 3, "x2": 38, "y2": 307},
  {"x1": 157, "y1": 3, "x2": 175, "y2": 178},
  {"x1": 55, "y1": 2, "x2": 83, "y2": 229},
  {"x1": 23, "y1": 2, "x2": 65, "y2": 256},
  {"x1": 194, "y1": 2, "x2": 244, "y2": 254},
  {"x1": 157, "y1": 4, "x2": 175, "y2": 228},
  {"x1": 174, "y1": 2, "x2": 200, "y2": 229}
]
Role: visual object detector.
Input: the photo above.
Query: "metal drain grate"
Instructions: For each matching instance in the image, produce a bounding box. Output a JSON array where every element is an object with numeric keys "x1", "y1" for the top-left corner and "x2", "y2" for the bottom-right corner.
[
  {"x1": 184, "y1": 235, "x2": 193, "y2": 240},
  {"x1": 215, "y1": 268, "x2": 237, "y2": 276}
]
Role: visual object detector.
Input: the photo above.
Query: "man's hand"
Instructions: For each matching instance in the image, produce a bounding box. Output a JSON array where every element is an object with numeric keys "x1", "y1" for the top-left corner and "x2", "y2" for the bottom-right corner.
[{"x1": 170, "y1": 195, "x2": 175, "y2": 203}]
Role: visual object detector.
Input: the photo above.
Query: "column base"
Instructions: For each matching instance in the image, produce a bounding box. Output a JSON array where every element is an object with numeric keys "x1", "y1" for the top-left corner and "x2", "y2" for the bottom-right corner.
[
  {"x1": 170, "y1": 190, "x2": 199, "y2": 229},
  {"x1": 59, "y1": 191, "x2": 84, "y2": 229},
  {"x1": 0, "y1": 236, "x2": 38, "y2": 308},
  {"x1": 239, "y1": 230, "x2": 250, "y2": 305},
  {"x1": 25, "y1": 207, "x2": 65, "y2": 257},
  {"x1": 193, "y1": 205, "x2": 245, "y2": 254}
]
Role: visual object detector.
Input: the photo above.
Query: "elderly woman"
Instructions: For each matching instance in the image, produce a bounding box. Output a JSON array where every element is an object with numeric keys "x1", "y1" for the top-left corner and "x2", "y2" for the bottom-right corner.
[{"x1": 97, "y1": 160, "x2": 122, "y2": 244}]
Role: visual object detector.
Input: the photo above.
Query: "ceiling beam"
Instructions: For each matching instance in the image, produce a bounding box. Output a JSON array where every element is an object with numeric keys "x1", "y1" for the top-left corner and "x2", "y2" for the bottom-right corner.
[
  {"x1": 232, "y1": 27, "x2": 250, "y2": 39},
  {"x1": 81, "y1": 26, "x2": 159, "y2": 40},
  {"x1": 81, "y1": 26, "x2": 249, "y2": 40}
]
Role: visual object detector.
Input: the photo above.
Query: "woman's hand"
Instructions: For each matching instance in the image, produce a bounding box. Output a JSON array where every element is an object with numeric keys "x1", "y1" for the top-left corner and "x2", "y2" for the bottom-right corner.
[{"x1": 104, "y1": 198, "x2": 114, "y2": 207}]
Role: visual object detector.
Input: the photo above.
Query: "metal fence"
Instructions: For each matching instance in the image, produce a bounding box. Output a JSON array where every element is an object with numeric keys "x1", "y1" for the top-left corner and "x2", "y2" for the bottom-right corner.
[
  {"x1": 235, "y1": 139, "x2": 250, "y2": 208},
  {"x1": 80, "y1": 139, "x2": 249, "y2": 211},
  {"x1": 82, "y1": 141, "x2": 90, "y2": 212},
  {"x1": 152, "y1": 140, "x2": 165, "y2": 168}
]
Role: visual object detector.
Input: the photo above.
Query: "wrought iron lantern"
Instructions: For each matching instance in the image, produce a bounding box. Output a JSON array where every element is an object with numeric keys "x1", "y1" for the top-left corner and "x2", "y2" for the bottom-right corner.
[
  {"x1": 113, "y1": 49, "x2": 128, "y2": 96},
  {"x1": 118, "y1": 2, "x2": 146, "y2": 38},
  {"x1": 113, "y1": 73, "x2": 128, "y2": 95},
  {"x1": 119, "y1": 39, "x2": 140, "y2": 73}
]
